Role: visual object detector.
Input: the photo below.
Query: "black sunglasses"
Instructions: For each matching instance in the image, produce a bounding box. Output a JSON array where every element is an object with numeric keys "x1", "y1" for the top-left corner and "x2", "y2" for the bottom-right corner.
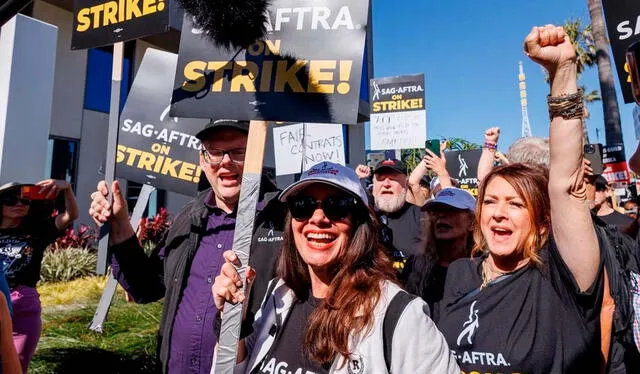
[
  {"x1": 287, "y1": 196, "x2": 359, "y2": 221},
  {"x1": 1, "y1": 195, "x2": 30, "y2": 206}
]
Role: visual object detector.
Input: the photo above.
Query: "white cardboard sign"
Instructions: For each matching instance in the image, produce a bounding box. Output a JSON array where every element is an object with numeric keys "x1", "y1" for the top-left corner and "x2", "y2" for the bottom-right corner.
[{"x1": 273, "y1": 123, "x2": 345, "y2": 176}]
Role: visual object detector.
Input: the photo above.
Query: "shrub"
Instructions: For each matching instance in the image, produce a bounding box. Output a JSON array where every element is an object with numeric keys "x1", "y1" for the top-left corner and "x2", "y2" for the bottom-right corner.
[
  {"x1": 137, "y1": 208, "x2": 171, "y2": 255},
  {"x1": 40, "y1": 247, "x2": 97, "y2": 284},
  {"x1": 51, "y1": 224, "x2": 97, "y2": 252}
]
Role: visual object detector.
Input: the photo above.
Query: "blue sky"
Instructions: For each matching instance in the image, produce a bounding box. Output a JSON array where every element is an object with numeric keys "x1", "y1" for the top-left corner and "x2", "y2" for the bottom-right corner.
[{"x1": 366, "y1": 0, "x2": 638, "y2": 159}]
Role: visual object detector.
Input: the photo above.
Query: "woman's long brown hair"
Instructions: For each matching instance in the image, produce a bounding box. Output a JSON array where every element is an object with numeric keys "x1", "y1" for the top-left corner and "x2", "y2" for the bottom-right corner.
[
  {"x1": 278, "y1": 205, "x2": 396, "y2": 365},
  {"x1": 472, "y1": 163, "x2": 550, "y2": 266}
]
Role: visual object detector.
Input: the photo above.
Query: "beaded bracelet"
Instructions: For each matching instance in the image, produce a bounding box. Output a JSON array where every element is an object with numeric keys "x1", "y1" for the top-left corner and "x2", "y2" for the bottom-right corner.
[
  {"x1": 547, "y1": 88, "x2": 584, "y2": 121},
  {"x1": 483, "y1": 142, "x2": 497, "y2": 151}
]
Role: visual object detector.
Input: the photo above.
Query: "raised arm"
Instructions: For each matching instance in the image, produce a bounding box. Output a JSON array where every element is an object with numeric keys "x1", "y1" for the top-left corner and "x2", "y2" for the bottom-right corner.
[
  {"x1": 526, "y1": 25, "x2": 599, "y2": 291},
  {"x1": 36, "y1": 179, "x2": 79, "y2": 231},
  {"x1": 478, "y1": 127, "x2": 500, "y2": 183},
  {"x1": 407, "y1": 158, "x2": 430, "y2": 206}
]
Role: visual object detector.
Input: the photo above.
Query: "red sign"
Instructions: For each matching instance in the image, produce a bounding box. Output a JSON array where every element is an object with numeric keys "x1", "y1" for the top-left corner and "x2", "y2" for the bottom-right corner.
[{"x1": 603, "y1": 162, "x2": 630, "y2": 185}]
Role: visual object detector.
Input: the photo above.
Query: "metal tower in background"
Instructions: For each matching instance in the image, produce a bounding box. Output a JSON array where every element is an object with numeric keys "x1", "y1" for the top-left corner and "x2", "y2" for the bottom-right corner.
[{"x1": 519, "y1": 61, "x2": 532, "y2": 137}]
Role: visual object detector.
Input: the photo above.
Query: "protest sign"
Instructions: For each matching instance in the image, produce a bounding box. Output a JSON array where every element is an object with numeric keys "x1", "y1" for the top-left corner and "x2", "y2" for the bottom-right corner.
[
  {"x1": 603, "y1": 143, "x2": 630, "y2": 185},
  {"x1": 445, "y1": 149, "x2": 482, "y2": 196},
  {"x1": 171, "y1": 0, "x2": 369, "y2": 124},
  {"x1": 273, "y1": 123, "x2": 345, "y2": 175},
  {"x1": 116, "y1": 48, "x2": 208, "y2": 196},
  {"x1": 71, "y1": 0, "x2": 176, "y2": 49},
  {"x1": 369, "y1": 74, "x2": 426, "y2": 150},
  {"x1": 602, "y1": 0, "x2": 640, "y2": 103}
]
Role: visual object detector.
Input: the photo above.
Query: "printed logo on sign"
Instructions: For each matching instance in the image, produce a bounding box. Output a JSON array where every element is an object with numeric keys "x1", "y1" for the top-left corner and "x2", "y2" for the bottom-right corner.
[
  {"x1": 372, "y1": 81, "x2": 381, "y2": 101},
  {"x1": 347, "y1": 354, "x2": 365, "y2": 374},
  {"x1": 456, "y1": 300, "x2": 480, "y2": 346},
  {"x1": 458, "y1": 154, "x2": 469, "y2": 178}
]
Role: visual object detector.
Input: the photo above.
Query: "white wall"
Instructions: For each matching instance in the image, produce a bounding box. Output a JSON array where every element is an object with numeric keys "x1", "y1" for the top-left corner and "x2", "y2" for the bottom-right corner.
[
  {"x1": 33, "y1": 1, "x2": 87, "y2": 140},
  {"x1": 0, "y1": 15, "x2": 57, "y2": 185}
]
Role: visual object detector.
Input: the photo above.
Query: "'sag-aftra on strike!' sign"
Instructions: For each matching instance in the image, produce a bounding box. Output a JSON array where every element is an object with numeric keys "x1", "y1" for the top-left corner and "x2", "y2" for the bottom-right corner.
[{"x1": 171, "y1": 0, "x2": 370, "y2": 125}]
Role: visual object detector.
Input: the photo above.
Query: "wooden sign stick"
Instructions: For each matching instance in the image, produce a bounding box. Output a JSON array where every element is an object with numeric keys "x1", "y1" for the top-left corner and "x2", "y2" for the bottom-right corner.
[{"x1": 214, "y1": 120, "x2": 269, "y2": 373}]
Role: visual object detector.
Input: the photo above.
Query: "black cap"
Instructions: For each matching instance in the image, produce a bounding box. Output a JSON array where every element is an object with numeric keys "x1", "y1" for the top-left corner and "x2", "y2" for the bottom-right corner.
[
  {"x1": 595, "y1": 175, "x2": 609, "y2": 191},
  {"x1": 374, "y1": 159, "x2": 405, "y2": 174},
  {"x1": 195, "y1": 119, "x2": 250, "y2": 140}
]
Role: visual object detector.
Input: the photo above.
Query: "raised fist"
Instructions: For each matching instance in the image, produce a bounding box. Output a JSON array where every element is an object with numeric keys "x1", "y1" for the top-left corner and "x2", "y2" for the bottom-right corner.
[{"x1": 524, "y1": 25, "x2": 576, "y2": 73}]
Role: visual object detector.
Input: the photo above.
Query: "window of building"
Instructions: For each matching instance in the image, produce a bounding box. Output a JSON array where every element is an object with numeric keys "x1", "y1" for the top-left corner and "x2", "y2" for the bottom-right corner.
[
  {"x1": 126, "y1": 181, "x2": 166, "y2": 218},
  {"x1": 46, "y1": 137, "x2": 79, "y2": 192},
  {"x1": 84, "y1": 42, "x2": 134, "y2": 113}
]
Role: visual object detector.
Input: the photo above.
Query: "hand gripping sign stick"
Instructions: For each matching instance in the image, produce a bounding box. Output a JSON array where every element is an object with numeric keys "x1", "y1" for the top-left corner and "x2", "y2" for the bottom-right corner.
[
  {"x1": 172, "y1": 0, "x2": 271, "y2": 371},
  {"x1": 214, "y1": 120, "x2": 268, "y2": 372}
]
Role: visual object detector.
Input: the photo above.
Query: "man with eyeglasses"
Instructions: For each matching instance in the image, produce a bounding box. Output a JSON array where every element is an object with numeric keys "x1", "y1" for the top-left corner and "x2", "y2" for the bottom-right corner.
[{"x1": 88, "y1": 119, "x2": 286, "y2": 374}]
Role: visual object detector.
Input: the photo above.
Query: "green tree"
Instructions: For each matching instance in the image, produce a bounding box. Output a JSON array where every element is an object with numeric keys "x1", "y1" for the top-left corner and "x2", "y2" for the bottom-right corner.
[{"x1": 444, "y1": 137, "x2": 481, "y2": 151}]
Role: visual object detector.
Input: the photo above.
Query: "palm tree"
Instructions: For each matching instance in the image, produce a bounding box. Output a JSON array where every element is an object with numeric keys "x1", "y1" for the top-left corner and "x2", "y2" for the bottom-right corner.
[
  {"x1": 445, "y1": 137, "x2": 481, "y2": 151},
  {"x1": 587, "y1": 0, "x2": 624, "y2": 150},
  {"x1": 583, "y1": 86, "x2": 601, "y2": 143}
]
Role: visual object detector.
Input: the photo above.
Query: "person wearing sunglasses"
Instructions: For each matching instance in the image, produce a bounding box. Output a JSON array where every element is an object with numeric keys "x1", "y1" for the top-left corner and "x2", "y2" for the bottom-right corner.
[
  {"x1": 89, "y1": 119, "x2": 287, "y2": 374},
  {"x1": 213, "y1": 161, "x2": 458, "y2": 373},
  {"x1": 0, "y1": 180, "x2": 78, "y2": 372}
]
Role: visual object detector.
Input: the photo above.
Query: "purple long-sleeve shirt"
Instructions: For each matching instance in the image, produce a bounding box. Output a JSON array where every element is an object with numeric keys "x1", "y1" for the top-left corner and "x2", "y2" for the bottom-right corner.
[{"x1": 167, "y1": 205, "x2": 235, "y2": 374}]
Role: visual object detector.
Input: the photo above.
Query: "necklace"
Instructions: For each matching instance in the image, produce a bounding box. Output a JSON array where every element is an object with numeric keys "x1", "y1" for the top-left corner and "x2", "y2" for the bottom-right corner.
[{"x1": 481, "y1": 258, "x2": 528, "y2": 289}]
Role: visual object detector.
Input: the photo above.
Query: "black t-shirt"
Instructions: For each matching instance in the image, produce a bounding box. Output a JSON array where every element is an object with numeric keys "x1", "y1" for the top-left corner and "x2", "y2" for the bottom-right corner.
[
  {"x1": 382, "y1": 203, "x2": 423, "y2": 258},
  {"x1": 256, "y1": 296, "x2": 330, "y2": 374},
  {"x1": 402, "y1": 255, "x2": 448, "y2": 323},
  {"x1": 599, "y1": 210, "x2": 634, "y2": 231},
  {"x1": 0, "y1": 219, "x2": 60, "y2": 288},
  {"x1": 436, "y1": 237, "x2": 603, "y2": 374}
]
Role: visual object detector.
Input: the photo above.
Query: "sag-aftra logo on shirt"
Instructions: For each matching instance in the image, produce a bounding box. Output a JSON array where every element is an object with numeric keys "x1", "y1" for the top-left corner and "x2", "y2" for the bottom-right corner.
[{"x1": 450, "y1": 300, "x2": 519, "y2": 373}]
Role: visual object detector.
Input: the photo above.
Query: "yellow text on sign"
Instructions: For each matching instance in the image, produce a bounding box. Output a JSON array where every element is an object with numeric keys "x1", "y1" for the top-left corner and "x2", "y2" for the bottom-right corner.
[
  {"x1": 116, "y1": 144, "x2": 202, "y2": 183},
  {"x1": 182, "y1": 59, "x2": 353, "y2": 95},
  {"x1": 76, "y1": 0, "x2": 166, "y2": 32},
  {"x1": 372, "y1": 98, "x2": 424, "y2": 112}
]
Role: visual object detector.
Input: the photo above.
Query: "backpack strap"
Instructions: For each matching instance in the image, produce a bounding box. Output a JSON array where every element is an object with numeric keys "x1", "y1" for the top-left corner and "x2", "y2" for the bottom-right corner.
[
  {"x1": 383, "y1": 291, "x2": 418, "y2": 373},
  {"x1": 600, "y1": 268, "x2": 615, "y2": 374}
]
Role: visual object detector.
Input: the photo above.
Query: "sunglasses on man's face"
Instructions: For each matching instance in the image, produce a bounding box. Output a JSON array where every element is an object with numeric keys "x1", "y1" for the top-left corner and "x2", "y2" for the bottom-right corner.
[
  {"x1": 1, "y1": 195, "x2": 30, "y2": 207},
  {"x1": 287, "y1": 196, "x2": 359, "y2": 221}
]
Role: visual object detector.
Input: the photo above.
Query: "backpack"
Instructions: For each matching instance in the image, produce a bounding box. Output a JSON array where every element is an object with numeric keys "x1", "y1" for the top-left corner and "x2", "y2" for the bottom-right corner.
[{"x1": 592, "y1": 216, "x2": 640, "y2": 373}]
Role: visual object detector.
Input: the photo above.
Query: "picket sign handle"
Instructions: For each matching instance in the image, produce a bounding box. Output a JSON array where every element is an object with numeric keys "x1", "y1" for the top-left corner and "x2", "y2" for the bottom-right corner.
[
  {"x1": 96, "y1": 41, "x2": 124, "y2": 275},
  {"x1": 89, "y1": 184, "x2": 156, "y2": 332},
  {"x1": 213, "y1": 120, "x2": 269, "y2": 373}
]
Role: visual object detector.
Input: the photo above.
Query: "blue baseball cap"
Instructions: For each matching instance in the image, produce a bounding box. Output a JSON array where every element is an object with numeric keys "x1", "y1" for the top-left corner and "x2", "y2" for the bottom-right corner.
[{"x1": 423, "y1": 187, "x2": 476, "y2": 212}]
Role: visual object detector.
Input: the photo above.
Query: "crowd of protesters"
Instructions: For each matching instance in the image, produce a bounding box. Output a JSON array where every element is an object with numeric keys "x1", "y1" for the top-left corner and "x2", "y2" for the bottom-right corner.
[
  {"x1": 90, "y1": 24, "x2": 640, "y2": 374},
  {"x1": 3, "y1": 23, "x2": 640, "y2": 374}
]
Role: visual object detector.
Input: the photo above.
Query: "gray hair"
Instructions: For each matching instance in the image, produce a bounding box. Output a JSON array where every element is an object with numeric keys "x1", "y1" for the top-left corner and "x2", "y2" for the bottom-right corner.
[{"x1": 506, "y1": 137, "x2": 549, "y2": 166}]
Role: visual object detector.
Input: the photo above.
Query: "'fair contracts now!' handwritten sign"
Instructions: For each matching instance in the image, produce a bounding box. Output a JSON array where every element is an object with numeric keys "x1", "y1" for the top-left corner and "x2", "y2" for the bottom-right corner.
[
  {"x1": 369, "y1": 74, "x2": 426, "y2": 150},
  {"x1": 273, "y1": 123, "x2": 345, "y2": 176}
]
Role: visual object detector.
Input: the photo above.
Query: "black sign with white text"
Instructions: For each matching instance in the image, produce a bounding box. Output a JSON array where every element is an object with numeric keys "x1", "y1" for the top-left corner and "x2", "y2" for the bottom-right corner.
[
  {"x1": 117, "y1": 48, "x2": 208, "y2": 196},
  {"x1": 602, "y1": 0, "x2": 640, "y2": 103},
  {"x1": 445, "y1": 149, "x2": 482, "y2": 196}
]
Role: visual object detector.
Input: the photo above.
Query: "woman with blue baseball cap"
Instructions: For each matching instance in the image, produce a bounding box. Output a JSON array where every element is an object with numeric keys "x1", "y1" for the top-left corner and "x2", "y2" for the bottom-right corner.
[
  {"x1": 212, "y1": 161, "x2": 458, "y2": 373},
  {"x1": 402, "y1": 187, "x2": 476, "y2": 322}
]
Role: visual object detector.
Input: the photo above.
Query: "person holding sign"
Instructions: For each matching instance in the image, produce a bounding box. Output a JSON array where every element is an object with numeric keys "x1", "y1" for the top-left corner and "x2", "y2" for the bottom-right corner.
[
  {"x1": 0, "y1": 180, "x2": 79, "y2": 372},
  {"x1": 436, "y1": 25, "x2": 606, "y2": 373},
  {"x1": 212, "y1": 161, "x2": 459, "y2": 373},
  {"x1": 89, "y1": 120, "x2": 287, "y2": 374}
]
